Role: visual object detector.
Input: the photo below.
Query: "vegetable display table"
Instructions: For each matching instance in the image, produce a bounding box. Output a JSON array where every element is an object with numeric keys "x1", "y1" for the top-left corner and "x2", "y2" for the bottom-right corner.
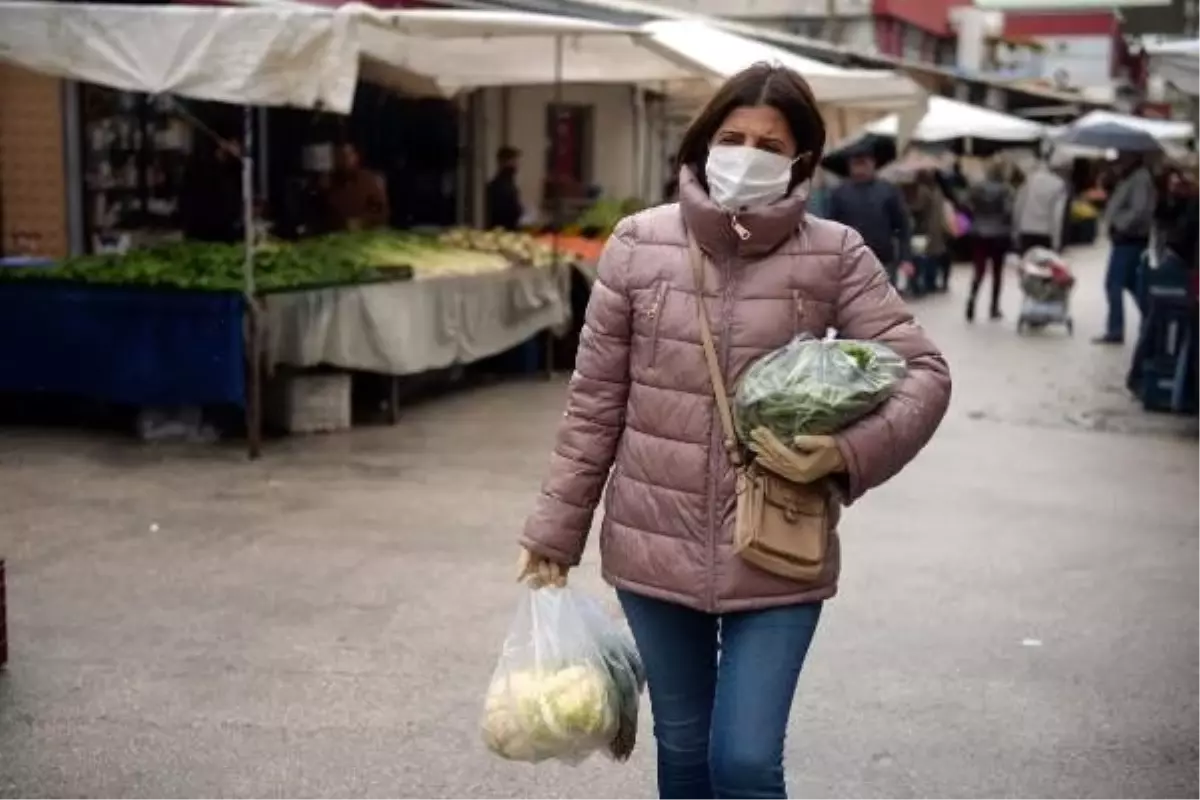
[
  {"x1": 262, "y1": 269, "x2": 568, "y2": 377},
  {"x1": 0, "y1": 282, "x2": 246, "y2": 409}
]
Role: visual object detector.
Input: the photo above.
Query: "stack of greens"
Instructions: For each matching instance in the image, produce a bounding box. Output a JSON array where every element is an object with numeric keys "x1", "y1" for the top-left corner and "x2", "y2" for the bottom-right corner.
[
  {"x1": 573, "y1": 198, "x2": 645, "y2": 237},
  {"x1": 0, "y1": 230, "x2": 515, "y2": 292},
  {"x1": 734, "y1": 334, "x2": 908, "y2": 441}
]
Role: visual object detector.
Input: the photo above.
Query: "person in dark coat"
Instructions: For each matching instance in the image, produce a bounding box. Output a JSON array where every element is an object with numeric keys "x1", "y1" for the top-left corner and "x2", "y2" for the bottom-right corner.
[
  {"x1": 181, "y1": 139, "x2": 242, "y2": 243},
  {"x1": 827, "y1": 146, "x2": 913, "y2": 286},
  {"x1": 486, "y1": 145, "x2": 524, "y2": 231}
]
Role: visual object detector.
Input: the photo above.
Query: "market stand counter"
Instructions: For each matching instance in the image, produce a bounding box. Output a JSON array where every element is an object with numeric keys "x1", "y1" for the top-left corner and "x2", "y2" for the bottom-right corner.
[
  {"x1": 263, "y1": 268, "x2": 567, "y2": 377},
  {"x1": 0, "y1": 230, "x2": 575, "y2": 454},
  {"x1": 0, "y1": 281, "x2": 246, "y2": 408}
]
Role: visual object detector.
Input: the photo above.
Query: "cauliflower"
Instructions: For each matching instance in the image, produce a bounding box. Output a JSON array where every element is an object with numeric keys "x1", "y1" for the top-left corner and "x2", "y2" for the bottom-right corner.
[{"x1": 481, "y1": 663, "x2": 618, "y2": 763}]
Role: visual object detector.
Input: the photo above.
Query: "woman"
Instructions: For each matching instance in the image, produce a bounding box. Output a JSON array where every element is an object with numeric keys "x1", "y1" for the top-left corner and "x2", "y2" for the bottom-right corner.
[
  {"x1": 965, "y1": 162, "x2": 1014, "y2": 322},
  {"x1": 911, "y1": 169, "x2": 950, "y2": 293},
  {"x1": 517, "y1": 64, "x2": 951, "y2": 800}
]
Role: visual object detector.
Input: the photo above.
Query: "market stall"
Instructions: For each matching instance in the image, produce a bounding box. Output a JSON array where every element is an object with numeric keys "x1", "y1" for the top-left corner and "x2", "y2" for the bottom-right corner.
[
  {"x1": 1144, "y1": 39, "x2": 1200, "y2": 98},
  {"x1": 0, "y1": 3, "x2": 713, "y2": 453},
  {"x1": 0, "y1": 1, "x2": 380, "y2": 453},
  {"x1": 862, "y1": 96, "x2": 1046, "y2": 153}
]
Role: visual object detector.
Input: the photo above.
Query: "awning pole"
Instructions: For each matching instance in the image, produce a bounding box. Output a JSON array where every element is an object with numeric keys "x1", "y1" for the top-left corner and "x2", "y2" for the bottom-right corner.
[
  {"x1": 545, "y1": 33, "x2": 565, "y2": 380},
  {"x1": 242, "y1": 104, "x2": 262, "y2": 460}
]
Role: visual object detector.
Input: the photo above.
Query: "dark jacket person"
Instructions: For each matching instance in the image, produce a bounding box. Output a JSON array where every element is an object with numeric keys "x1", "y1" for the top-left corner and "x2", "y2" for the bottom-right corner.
[
  {"x1": 828, "y1": 146, "x2": 913, "y2": 283},
  {"x1": 486, "y1": 146, "x2": 524, "y2": 231}
]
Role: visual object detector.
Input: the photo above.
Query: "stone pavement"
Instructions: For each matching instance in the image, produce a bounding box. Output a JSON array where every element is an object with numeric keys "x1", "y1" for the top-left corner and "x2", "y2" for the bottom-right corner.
[{"x1": 0, "y1": 242, "x2": 1196, "y2": 798}]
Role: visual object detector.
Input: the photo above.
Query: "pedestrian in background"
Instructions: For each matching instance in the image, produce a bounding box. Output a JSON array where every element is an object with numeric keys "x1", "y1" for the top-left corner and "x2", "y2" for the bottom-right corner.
[
  {"x1": 486, "y1": 145, "x2": 524, "y2": 231},
  {"x1": 517, "y1": 62, "x2": 950, "y2": 800},
  {"x1": 325, "y1": 143, "x2": 390, "y2": 231},
  {"x1": 910, "y1": 169, "x2": 950, "y2": 293},
  {"x1": 965, "y1": 162, "x2": 1014, "y2": 322},
  {"x1": 806, "y1": 167, "x2": 832, "y2": 217},
  {"x1": 827, "y1": 142, "x2": 914, "y2": 287},
  {"x1": 1096, "y1": 154, "x2": 1157, "y2": 344},
  {"x1": 1013, "y1": 159, "x2": 1069, "y2": 254}
]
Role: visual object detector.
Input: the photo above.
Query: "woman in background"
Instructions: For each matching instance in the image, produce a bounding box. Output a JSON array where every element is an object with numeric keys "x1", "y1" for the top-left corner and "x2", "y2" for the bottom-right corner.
[
  {"x1": 965, "y1": 162, "x2": 1014, "y2": 322},
  {"x1": 910, "y1": 169, "x2": 950, "y2": 292}
]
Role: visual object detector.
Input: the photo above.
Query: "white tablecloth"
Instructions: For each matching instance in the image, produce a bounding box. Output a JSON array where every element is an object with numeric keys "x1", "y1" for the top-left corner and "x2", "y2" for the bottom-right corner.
[{"x1": 263, "y1": 269, "x2": 567, "y2": 375}]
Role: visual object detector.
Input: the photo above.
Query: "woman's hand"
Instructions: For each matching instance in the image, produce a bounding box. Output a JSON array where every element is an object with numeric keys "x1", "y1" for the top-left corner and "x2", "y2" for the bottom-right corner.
[
  {"x1": 516, "y1": 547, "x2": 569, "y2": 588},
  {"x1": 748, "y1": 428, "x2": 845, "y2": 484}
]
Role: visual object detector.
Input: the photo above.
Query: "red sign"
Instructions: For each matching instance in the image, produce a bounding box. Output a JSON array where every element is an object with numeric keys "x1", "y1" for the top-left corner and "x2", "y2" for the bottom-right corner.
[{"x1": 1137, "y1": 101, "x2": 1173, "y2": 119}]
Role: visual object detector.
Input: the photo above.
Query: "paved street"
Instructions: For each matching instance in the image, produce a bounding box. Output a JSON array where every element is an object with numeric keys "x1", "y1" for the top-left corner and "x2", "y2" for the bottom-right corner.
[{"x1": 0, "y1": 241, "x2": 1196, "y2": 798}]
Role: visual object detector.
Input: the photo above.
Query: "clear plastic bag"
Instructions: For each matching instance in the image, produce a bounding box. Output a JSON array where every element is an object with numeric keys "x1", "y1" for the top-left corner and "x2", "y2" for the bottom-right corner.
[
  {"x1": 734, "y1": 331, "x2": 908, "y2": 441},
  {"x1": 481, "y1": 586, "x2": 645, "y2": 765}
]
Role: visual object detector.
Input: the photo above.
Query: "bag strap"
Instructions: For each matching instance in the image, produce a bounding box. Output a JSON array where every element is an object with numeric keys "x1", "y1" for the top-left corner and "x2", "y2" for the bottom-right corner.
[{"x1": 687, "y1": 233, "x2": 742, "y2": 467}]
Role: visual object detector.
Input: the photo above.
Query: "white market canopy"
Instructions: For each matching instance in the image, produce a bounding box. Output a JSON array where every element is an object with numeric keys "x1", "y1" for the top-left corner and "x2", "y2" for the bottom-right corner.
[
  {"x1": 642, "y1": 20, "x2": 926, "y2": 112},
  {"x1": 1145, "y1": 39, "x2": 1200, "y2": 97},
  {"x1": 354, "y1": 12, "x2": 925, "y2": 112},
  {"x1": 353, "y1": 8, "x2": 698, "y2": 94},
  {"x1": 1070, "y1": 109, "x2": 1196, "y2": 144},
  {"x1": 0, "y1": 1, "x2": 362, "y2": 112},
  {"x1": 865, "y1": 95, "x2": 1046, "y2": 144},
  {"x1": 0, "y1": 2, "x2": 926, "y2": 118}
]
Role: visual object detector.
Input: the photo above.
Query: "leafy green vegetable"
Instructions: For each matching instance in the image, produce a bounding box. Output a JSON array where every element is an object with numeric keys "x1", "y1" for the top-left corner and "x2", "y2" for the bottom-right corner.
[
  {"x1": 574, "y1": 197, "x2": 645, "y2": 235},
  {"x1": 734, "y1": 335, "x2": 908, "y2": 441},
  {"x1": 0, "y1": 230, "x2": 512, "y2": 293}
]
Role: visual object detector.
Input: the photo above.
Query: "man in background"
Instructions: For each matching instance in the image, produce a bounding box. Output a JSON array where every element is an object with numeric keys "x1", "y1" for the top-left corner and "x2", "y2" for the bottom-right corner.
[
  {"x1": 326, "y1": 143, "x2": 390, "y2": 231},
  {"x1": 486, "y1": 145, "x2": 524, "y2": 231},
  {"x1": 828, "y1": 145, "x2": 913, "y2": 287},
  {"x1": 1013, "y1": 159, "x2": 1069, "y2": 253},
  {"x1": 181, "y1": 138, "x2": 242, "y2": 243},
  {"x1": 1096, "y1": 154, "x2": 1156, "y2": 345}
]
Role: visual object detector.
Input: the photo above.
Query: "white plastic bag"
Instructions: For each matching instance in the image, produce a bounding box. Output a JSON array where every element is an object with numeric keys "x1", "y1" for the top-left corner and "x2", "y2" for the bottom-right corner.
[{"x1": 481, "y1": 586, "x2": 645, "y2": 765}]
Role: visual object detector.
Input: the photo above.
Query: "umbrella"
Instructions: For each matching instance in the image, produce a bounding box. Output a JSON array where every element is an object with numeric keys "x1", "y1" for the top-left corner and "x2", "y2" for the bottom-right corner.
[
  {"x1": 878, "y1": 150, "x2": 950, "y2": 184},
  {"x1": 1056, "y1": 121, "x2": 1163, "y2": 154},
  {"x1": 821, "y1": 133, "x2": 898, "y2": 177}
]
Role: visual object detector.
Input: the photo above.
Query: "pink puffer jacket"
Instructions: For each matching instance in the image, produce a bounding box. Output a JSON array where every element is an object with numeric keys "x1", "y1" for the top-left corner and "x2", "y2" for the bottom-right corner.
[{"x1": 522, "y1": 168, "x2": 951, "y2": 613}]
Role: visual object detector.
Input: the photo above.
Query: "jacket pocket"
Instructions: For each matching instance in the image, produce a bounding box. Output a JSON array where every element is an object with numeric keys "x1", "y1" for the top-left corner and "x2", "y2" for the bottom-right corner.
[{"x1": 646, "y1": 282, "x2": 668, "y2": 368}]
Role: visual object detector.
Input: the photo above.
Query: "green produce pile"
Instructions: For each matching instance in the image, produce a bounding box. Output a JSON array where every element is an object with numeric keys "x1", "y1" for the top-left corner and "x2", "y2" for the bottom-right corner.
[
  {"x1": 734, "y1": 334, "x2": 908, "y2": 442},
  {"x1": 573, "y1": 197, "x2": 645, "y2": 236},
  {"x1": 0, "y1": 230, "x2": 515, "y2": 292}
]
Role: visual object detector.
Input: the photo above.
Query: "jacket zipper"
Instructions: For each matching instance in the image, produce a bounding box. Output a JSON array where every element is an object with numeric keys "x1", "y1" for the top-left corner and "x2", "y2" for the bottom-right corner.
[
  {"x1": 647, "y1": 282, "x2": 668, "y2": 368},
  {"x1": 731, "y1": 215, "x2": 751, "y2": 241},
  {"x1": 793, "y1": 289, "x2": 804, "y2": 336}
]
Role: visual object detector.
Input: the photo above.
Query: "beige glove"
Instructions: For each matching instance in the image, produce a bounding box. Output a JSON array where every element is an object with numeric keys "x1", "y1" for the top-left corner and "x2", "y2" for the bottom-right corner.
[
  {"x1": 748, "y1": 428, "x2": 845, "y2": 484},
  {"x1": 516, "y1": 546, "x2": 569, "y2": 588}
]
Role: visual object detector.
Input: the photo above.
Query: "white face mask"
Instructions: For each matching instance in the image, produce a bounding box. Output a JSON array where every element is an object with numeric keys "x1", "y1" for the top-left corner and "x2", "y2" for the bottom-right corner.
[{"x1": 705, "y1": 145, "x2": 796, "y2": 211}]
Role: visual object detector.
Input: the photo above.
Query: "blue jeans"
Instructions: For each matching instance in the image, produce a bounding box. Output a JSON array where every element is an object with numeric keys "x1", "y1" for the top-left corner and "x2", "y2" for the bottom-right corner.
[
  {"x1": 1105, "y1": 241, "x2": 1148, "y2": 340},
  {"x1": 617, "y1": 591, "x2": 823, "y2": 799}
]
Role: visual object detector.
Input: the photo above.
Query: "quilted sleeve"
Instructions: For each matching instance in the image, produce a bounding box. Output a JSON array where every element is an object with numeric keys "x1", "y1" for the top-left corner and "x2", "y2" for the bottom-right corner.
[
  {"x1": 520, "y1": 218, "x2": 636, "y2": 565},
  {"x1": 831, "y1": 229, "x2": 951, "y2": 503}
]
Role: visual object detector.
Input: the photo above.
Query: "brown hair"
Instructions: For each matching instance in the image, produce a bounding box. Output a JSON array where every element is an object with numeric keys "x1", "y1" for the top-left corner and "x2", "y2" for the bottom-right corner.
[{"x1": 676, "y1": 62, "x2": 826, "y2": 193}]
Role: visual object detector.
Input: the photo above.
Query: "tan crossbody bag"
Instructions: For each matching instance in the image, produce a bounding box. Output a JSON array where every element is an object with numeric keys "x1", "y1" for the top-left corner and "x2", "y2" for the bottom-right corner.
[{"x1": 687, "y1": 234, "x2": 832, "y2": 583}]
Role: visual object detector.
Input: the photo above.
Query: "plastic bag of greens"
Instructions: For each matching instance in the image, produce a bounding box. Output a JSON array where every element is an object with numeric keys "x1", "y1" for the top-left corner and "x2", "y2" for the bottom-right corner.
[
  {"x1": 734, "y1": 331, "x2": 907, "y2": 442},
  {"x1": 481, "y1": 586, "x2": 646, "y2": 765}
]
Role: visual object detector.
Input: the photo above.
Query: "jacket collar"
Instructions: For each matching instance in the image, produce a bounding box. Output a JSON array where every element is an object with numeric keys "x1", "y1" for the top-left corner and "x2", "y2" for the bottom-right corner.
[{"x1": 678, "y1": 165, "x2": 807, "y2": 260}]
